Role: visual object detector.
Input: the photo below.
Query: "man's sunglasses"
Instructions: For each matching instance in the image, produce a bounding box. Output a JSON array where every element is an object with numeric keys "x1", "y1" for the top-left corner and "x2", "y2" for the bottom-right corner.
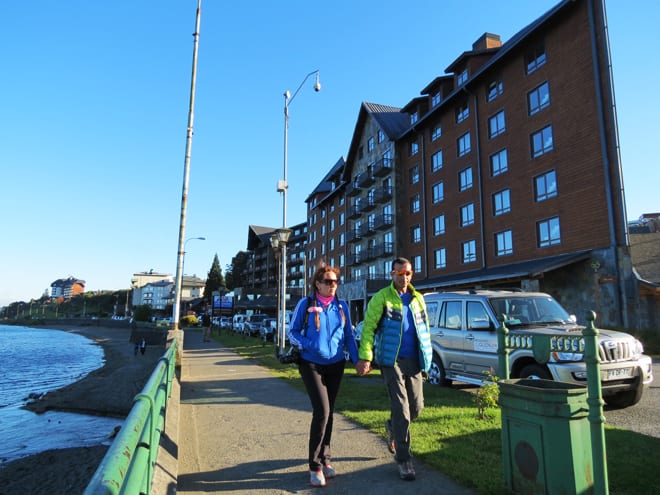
[
  {"x1": 392, "y1": 270, "x2": 413, "y2": 277},
  {"x1": 321, "y1": 279, "x2": 338, "y2": 286}
]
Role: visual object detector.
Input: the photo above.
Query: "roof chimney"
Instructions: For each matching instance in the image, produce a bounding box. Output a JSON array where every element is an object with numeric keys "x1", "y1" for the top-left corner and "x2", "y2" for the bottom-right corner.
[{"x1": 472, "y1": 33, "x2": 502, "y2": 51}]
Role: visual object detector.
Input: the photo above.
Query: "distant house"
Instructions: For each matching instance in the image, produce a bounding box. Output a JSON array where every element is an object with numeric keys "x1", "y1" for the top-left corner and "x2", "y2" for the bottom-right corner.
[
  {"x1": 132, "y1": 273, "x2": 205, "y2": 312},
  {"x1": 50, "y1": 277, "x2": 85, "y2": 299}
]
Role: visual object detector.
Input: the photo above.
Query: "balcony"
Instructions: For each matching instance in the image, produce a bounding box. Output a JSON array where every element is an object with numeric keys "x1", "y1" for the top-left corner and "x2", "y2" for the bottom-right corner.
[
  {"x1": 373, "y1": 186, "x2": 393, "y2": 203},
  {"x1": 347, "y1": 229, "x2": 362, "y2": 243},
  {"x1": 345, "y1": 180, "x2": 361, "y2": 197},
  {"x1": 374, "y1": 213, "x2": 393, "y2": 230},
  {"x1": 361, "y1": 198, "x2": 376, "y2": 212},
  {"x1": 372, "y1": 157, "x2": 393, "y2": 177},
  {"x1": 372, "y1": 242, "x2": 394, "y2": 258},
  {"x1": 356, "y1": 170, "x2": 375, "y2": 188},
  {"x1": 359, "y1": 221, "x2": 376, "y2": 237},
  {"x1": 348, "y1": 205, "x2": 361, "y2": 219},
  {"x1": 347, "y1": 253, "x2": 362, "y2": 265}
]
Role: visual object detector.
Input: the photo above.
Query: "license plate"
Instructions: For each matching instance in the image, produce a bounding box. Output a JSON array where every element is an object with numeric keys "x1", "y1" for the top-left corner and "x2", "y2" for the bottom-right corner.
[{"x1": 605, "y1": 367, "x2": 633, "y2": 379}]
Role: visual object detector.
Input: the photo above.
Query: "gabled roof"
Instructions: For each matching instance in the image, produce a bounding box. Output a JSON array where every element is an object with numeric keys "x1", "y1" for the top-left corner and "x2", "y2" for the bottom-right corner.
[
  {"x1": 342, "y1": 102, "x2": 409, "y2": 182},
  {"x1": 306, "y1": 157, "x2": 346, "y2": 203},
  {"x1": 247, "y1": 225, "x2": 277, "y2": 251}
]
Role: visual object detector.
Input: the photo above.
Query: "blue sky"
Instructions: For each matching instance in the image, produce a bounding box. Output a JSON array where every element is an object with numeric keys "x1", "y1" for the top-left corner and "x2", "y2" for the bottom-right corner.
[{"x1": 1, "y1": 0, "x2": 658, "y2": 307}]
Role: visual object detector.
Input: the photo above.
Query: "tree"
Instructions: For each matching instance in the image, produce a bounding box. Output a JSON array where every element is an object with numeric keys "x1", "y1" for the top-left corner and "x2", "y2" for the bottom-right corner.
[
  {"x1": 203, "y1": 254, "x2": 226, "y2": 305},
  {"x1": 226, "y1": 250, "x2": 250, "y2": 290}
]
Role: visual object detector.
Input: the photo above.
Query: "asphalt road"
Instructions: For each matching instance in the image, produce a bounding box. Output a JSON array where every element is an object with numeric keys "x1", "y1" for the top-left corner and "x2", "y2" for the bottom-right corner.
[{"x1": 602, "y1": 359, "x2": 660, "y2": 438}]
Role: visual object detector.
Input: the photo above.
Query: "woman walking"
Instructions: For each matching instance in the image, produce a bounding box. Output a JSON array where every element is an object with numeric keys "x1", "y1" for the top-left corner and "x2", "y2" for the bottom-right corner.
[{"x1": 288, "y1": 264, "x2": 359, "y2": 487}]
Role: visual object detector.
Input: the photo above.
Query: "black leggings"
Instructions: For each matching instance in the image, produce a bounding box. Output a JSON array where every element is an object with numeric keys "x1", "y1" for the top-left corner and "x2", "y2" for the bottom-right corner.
[{"x1": 298, "y1": 358, "x2": 346, "y2": 471}]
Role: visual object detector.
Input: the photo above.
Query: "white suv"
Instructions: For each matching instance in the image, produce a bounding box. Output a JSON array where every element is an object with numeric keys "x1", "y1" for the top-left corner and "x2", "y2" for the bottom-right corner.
[{"x1": 424, "y1": 290, "x2": 653, "y2": 409}]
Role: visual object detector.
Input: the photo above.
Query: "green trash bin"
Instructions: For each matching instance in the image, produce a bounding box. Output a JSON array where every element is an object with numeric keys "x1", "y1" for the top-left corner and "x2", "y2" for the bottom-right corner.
[{"x1": 499, "y1": 379, "x2": 593, "y2": 495}]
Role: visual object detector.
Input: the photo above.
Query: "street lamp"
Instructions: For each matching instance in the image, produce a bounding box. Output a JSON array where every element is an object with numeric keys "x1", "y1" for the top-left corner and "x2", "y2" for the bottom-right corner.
[
  {"x1": 174, "y1": 236, "x2": 205, "y2": 323},
  {"x1": 276, "y1": 70, "x2": 321, "y2": 356},
  {"x1": 271, "y1": 228, "x2": 292, "y2": 354}
]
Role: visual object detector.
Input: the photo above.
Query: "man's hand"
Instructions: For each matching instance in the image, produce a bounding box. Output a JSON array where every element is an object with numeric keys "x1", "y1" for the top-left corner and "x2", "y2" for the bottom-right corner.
[{"x1": 356, "y1": 359, "x2": 372, "y2": 376}]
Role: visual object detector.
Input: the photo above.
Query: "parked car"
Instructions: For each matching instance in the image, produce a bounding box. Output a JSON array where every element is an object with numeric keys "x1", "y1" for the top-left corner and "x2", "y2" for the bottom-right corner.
[
  {"x1": 219, "y1": 316, "x2": 232, "y2": 329},
  {"x1": 423, "y1": 290, "x2": 654, "y2": 409},
  {"x1": 260, "y1": 317, "x2": 277, "y2": 342},
  {"x1": 244, "y1": 314, "x2": 269, "y2": 337},
  {"x1": 232, "y1": 314, "x2": 247, "y2": 333}
]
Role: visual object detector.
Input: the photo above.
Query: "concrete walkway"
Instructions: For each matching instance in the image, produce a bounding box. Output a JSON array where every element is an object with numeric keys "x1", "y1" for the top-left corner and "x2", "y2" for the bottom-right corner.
[{"x1": 175, "y1": 331, "x2": 476, "y2": 495}]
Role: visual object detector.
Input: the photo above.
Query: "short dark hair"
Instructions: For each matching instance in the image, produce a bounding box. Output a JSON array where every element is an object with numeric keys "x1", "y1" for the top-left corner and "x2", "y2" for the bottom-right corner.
[{"x1": 391, "y1": 257, "x2": 411, "y2": 271}]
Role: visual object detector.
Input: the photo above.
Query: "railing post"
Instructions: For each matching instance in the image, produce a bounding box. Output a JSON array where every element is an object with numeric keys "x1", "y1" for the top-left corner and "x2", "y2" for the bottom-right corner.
[{"x1": 583, "y1": 311, "x2": 609, "y2": 495}]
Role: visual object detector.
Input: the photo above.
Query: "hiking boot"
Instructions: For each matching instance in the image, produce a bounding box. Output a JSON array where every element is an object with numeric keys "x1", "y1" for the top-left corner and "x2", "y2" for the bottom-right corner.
[
  {"x1": 322, "y1": 464, "x2": 336, "y2": 478},
  {"x1": 385, "y1": 420, "x2": 395, "y2": 454},
  {"x1": 398, "y1": 460, "x2": 416, "y2": 481},
  {"x1": 309, "y1": 469, "x2": 326, "y2": 487}
]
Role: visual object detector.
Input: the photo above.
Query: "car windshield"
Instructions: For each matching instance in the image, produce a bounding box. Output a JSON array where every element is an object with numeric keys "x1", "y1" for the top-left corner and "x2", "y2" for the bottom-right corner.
[{"x1": 488, "y1": 295, "x2": 573, "y2": 326}]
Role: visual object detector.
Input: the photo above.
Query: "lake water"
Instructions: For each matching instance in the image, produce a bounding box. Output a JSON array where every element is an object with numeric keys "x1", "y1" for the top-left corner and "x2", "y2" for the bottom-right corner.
[{"x1": 0, "y1": 325, "x2": 124, "y2": 464}]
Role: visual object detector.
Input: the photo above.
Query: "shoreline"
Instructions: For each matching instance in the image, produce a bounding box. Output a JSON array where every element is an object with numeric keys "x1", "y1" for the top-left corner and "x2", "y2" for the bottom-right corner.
[{"x1": 0, "y1": 322, "x2": 169, "y2": 495}]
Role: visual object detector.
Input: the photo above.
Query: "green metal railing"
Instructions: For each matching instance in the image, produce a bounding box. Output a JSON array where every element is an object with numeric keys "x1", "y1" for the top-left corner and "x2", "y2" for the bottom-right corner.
[
  {"x1": 83, "y1": 339, "x2": 178, "y2": 495},
  {"x1": 497, "y1": 311, "x2": 608, "y2": 495}
]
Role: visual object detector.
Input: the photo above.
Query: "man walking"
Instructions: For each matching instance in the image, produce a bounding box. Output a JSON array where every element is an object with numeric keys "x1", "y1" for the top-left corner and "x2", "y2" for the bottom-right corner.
[{"x1": 356, "y1": 257, "x2": 432, "y2": 481}]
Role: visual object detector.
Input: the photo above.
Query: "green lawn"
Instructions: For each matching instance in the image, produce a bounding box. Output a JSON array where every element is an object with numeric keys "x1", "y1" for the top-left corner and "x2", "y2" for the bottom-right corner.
[{"x1": 212, "y1": 330, "x2": 660, "y2": 495}]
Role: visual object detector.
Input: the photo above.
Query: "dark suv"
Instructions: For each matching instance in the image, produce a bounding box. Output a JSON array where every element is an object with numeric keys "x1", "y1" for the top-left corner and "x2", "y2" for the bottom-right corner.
[{"x1": 424, "y1": 290, "x2": 653, "y2": 408}]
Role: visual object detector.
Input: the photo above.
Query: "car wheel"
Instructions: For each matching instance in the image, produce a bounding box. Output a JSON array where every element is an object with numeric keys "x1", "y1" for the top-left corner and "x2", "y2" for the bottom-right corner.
[
  {"x1": 427, "y1": 354, "x2": 451, "y2": 386},
  {"x1": 604, "y1": 386, "x2": 643, "y2": 409},
  {"x1": 519, "y1": 363, "x2": 552, "y2": 380}
]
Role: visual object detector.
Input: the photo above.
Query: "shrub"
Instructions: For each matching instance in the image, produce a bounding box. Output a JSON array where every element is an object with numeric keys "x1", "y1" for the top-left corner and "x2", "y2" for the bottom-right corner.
[{"x1": 474, "y1": 369, "x2": 500, "y2": 420}]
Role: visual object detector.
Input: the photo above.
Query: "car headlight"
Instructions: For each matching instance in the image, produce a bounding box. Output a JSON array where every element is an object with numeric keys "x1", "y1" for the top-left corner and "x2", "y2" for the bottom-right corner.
[{"x1": 550, "y1": 351, "x2": 584, "y2": 362}]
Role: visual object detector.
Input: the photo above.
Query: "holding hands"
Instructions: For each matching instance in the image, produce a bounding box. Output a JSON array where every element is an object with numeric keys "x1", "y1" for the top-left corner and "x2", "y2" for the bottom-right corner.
[{"x1": 356, "y1": 359, "x2": 372, "y2": 376}]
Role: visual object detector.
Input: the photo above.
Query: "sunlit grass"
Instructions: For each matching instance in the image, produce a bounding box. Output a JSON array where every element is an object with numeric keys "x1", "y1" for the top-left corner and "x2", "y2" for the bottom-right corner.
[{"x1": 213, "y1": 330, "x2": 660, "y2": 494}]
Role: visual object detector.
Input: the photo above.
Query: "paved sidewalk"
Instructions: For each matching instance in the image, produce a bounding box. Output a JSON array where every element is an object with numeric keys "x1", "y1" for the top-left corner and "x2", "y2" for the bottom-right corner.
[{"x1": 176, "y1": 330, "x2": 476, "y2": 495}]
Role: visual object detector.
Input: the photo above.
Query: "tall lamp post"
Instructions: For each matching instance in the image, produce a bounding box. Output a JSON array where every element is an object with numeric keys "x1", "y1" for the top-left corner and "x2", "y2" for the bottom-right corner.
[
  {"x1": 172, "y1": 0, "x2": 202, "y2": 332},
  {"x1": 271, "y1": 228, "x2": 292, "y2": 353},
  {"x1": 177, "y1": 236, "x2": 205, "y2": 320},
  {"x1": 276, "y1": 70, "x2": 321, "y2": 356}
]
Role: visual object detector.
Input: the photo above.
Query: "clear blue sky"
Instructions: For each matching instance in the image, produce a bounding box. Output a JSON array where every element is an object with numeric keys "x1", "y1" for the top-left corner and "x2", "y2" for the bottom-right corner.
[{"x1": 1, "y1": 0, "x2": 658, "y2": 307}]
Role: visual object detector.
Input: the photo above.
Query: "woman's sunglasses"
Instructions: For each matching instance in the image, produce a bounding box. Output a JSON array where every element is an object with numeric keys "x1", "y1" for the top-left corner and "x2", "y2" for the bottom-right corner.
[{"x1": 321, "y1": 279, "x2": 338, "y2": 286}]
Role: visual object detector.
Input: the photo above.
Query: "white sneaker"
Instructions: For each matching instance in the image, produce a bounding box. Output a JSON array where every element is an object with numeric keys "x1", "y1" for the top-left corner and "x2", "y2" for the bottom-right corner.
[{"x1": 309, "y1": 469, "x2": 326, "y2": 487}]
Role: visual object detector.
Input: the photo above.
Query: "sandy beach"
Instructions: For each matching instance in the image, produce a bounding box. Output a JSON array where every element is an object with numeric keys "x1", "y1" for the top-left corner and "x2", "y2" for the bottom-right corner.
[{"x1": 0, "y1": 322, "x2": 168, "y2": 495}]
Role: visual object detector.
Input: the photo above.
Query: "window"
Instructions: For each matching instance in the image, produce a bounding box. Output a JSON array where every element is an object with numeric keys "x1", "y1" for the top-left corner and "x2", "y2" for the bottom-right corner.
[
  {"x1": 432, "y1": 150, "x2": 443, "y2": 171},
  {"x1": 456, "y1": 103, "x2": 469, "y2": 123},
  {"x1": 493, "y1": 189, "x2": 511, "y2": 216},
  {"x1": 377, "y1": 129, "x2": 385, "y2": 143},
  {"x1": 432, "y1": 182, "x2": 444, "y2": 204},
  {"x1": 433, "y1": 214, "x2": 445, "y2": 236},
  {"x1": 367, "y1": 136, "x2": 375, "y2": 152},
  {"x1": 413, "y1": 255, "x2": 422, "y2": 273},
  {"x1": 339, "y1": 232, "x2": 345, "y2": 246},
  {"x1": 410, "y1": 194, "x2": 420, "y2": 213},
  {"x1": 495, "y1": 230, "x2": 513, "y2": 256},
  {"x1": 489, "y1": 110, "x2": 506, "y2": 138},
  {"x1": 431, "y1": 124, "x2": 442, "y2": 141},
  {"x1": 459, "y1": 167, "x2": 473, "y2": 191},
  {"x1": 531, "y1": 125, "x2": 554, "y2": 158},
  {"x1": 487, "y1": 80, "x2": 503, "y2": 102},
  {"x1": 434, "y1": 248, "x2": 446, "y2": 269},
  {"x1": 410, "y1": 141, "x2": 419, "y2": 156},
  {"x1": 526, "y1": 44, "x2": 547, "y2": 74},
  {"x1": 339, "y1": 253, "x2": 344, "y2": 266},
  {"x1": 538, "y1": 216, "x2": 561, "y2": 247},
  {"x1": 330, "y1": 218, "x2": 335, "y2": 231},
  {"x1": 411, "y1": 225, "x2": 421, "y2": 243},
  {"x1": 461, "y1": 203, "x2": 475, "y2": 226},
  {"x1": 462, "y1": 240, "x2": 477, "y2": 263},
  {"x1": 490, "y1": 149, "x2": 508, "y2": 176},
  {"x1": 432, "y1": 92, "x2": 441, "y2": 107},
  {"x1": 458, "y1": 132, "x2": 471, "y2": 157},
  {"x1": 339, "y1": 212, "x2": 345, "y2": 225},
  {"x1": 457, "y1": 68, "x2": 469, "y2": 85},
  {"x1": 528, "y1": 82, "x2": 550, "y2": 115},
  {"x1": 535, "y1": 170, "x2": 558, "y2": 201},
  {"x1": 409, "y1": 164, "x2": 420, "y2": 184},
  {"x1": 329, "y1": 238, "x2": 335, "y2": 251},
  {"x1": 410, "y1": 112, "x2": 419, "y2": 125}
]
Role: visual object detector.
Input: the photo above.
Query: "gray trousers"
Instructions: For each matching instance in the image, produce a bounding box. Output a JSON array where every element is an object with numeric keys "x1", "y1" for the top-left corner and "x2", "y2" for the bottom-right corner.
[{"x1": 381, "y1": 356, "x2": 424, "y2": 463}]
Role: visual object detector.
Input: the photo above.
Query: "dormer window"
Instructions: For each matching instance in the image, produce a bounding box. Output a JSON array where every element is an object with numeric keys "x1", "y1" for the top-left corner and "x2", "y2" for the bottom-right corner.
[
  {"x1": 431, "y1": 92, "x2": 441, "y2": 107},
  {"x1": 410, "y1": 111, "x2": 419, "y2": 125},
  {"x1": 368, "y1": 136, "x2": 375, "y2": 152},
  {"x1": 457, "y1": 69, "x2": 469, "y2": 85}
]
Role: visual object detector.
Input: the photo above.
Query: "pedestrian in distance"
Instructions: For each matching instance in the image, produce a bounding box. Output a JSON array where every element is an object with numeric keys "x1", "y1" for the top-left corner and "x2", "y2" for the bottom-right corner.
[
  {"x1": 356, "y1": 257, "x2": 433, "y2": 481},
  {"x1": 288, "y1": 263, "x2": 359, "y2": 487},
  {"x1": 202, "y1": 312, "x2": 212, "y2": 342},
  {"x1": 139, "y1": 338, "x2": 147, "y2": 355}
]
